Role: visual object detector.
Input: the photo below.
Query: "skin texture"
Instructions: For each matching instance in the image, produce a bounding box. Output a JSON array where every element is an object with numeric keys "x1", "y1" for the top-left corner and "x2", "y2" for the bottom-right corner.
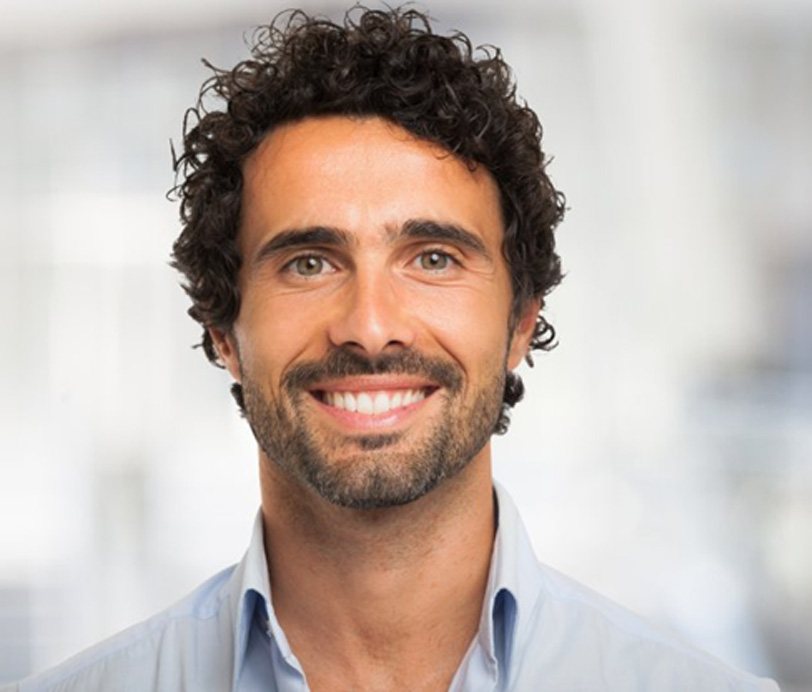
[{"x1": 211, "y1": 116, "x2": 538, "y2": 691}]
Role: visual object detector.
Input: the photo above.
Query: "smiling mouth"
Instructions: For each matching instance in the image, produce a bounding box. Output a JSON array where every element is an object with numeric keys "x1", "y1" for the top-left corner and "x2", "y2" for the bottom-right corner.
[{"x1": 311, "y1": 387, "x2": 437, "y2": 415}]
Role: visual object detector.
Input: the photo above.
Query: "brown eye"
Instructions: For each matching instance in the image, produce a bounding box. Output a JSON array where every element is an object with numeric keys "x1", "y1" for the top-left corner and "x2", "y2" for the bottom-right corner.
[
  {"x1": 293, "y1": 255, "x2": 325, "y2": 276},
  {"x1": 419, "y1": 251, "x2": 451, "y2": 271}
]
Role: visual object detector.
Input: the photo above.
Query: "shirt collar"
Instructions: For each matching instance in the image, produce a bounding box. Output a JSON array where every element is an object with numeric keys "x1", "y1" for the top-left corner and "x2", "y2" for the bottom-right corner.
[
  {"x1": 477, "y1": 482, "x2": 544, "y2": 676},
  {"x1": 228, "y1": 510, "x2": 276, "y2": 689}
]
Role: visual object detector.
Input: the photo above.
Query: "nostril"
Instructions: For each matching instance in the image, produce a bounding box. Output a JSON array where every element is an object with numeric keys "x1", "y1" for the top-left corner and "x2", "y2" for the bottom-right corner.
[{"x1": 338, "y1": 340, "x2": 409, "y2": 358}]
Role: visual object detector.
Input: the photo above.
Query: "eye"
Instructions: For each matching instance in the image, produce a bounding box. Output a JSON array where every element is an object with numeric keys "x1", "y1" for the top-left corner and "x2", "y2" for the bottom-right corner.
[
  {"x1": 286, "y1": 254, "x2": 333, "y2": 277},
  {"x1": 418, "y1": 250, "x2": 455, "y2": 272}
]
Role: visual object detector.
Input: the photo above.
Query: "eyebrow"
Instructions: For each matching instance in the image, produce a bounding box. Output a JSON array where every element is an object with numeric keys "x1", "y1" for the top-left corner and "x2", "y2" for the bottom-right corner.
[
  {"x1": 251, "y1": 218, "x2": 491, "y2": 266},
  {"x1": 398, "y1": 219, "x2": 491, "y2": 260},
  {"x1": 252, "y1": 226, "x2": 353, "y2": 266}
]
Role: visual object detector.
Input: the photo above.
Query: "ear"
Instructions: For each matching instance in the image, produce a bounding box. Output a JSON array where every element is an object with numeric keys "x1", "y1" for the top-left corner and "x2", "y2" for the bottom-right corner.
[
  {"x1": 208, "y1": 327, "x2": 242, "y2": 383},
  {"x1": 507, "y1": 298, "x2": 541, "y2": 370}
]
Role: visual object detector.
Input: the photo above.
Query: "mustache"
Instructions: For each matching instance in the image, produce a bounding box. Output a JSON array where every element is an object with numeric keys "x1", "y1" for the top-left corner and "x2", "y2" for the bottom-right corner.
[{"x1": 282, "y1": 348, "x2": 463, "y2": 392}]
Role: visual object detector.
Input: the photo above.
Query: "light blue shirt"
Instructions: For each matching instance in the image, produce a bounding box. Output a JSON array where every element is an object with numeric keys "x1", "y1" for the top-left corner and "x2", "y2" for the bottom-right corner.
[{"x1": 9, "y1": 486, "x2": 779, "y2": 691}]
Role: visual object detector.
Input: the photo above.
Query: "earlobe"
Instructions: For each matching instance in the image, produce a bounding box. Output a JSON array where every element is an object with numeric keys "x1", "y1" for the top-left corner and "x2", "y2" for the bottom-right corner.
[
  {"x1": 208, "y1": 327, "x2": 242, "y2": 382},
  {"x1": 507, "y1": 299, "x2": 541, "y2": 370}
]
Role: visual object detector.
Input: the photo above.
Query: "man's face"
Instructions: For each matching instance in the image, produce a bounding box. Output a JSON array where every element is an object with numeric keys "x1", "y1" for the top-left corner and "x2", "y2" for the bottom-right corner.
[{"x1": 213, "y1": 116, "x2": 536, "y2": 509}]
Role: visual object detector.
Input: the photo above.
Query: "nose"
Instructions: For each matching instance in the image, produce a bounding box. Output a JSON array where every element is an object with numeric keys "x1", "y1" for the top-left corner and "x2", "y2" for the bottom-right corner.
[{"x1": 327, "y1": 268, "x2": 416, "y2": 356}]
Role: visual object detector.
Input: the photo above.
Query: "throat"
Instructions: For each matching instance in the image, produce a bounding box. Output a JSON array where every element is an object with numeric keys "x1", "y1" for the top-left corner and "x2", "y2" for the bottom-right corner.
[
  {"x1": 258, "y1": 437, "x2": 498, "y2": 678},
  {"x1": 269, "y1": 528, "x2": 491, "y2": 692}
]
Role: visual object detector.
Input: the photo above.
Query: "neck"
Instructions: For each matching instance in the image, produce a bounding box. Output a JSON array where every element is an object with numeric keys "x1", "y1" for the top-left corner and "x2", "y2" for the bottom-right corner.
[{"x1": 258, "y1": 448, "x2": 496, "y2": 691}]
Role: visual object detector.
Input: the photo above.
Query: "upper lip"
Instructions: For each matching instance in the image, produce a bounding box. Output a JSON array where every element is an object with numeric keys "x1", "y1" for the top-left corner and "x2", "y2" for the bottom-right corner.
[{"x1": 310, "y1": 376, "x2": 438, "y2": 393}]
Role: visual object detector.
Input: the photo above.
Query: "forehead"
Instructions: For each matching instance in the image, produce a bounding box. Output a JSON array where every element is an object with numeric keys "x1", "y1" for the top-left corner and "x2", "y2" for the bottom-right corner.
[{"x1": 239, "y1": 116, "x2": 504, "y2": 253}]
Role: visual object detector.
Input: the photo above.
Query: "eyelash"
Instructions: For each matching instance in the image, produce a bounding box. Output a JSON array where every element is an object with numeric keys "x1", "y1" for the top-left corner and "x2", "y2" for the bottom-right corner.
[
  {"x1": 413, "y1": 248, "x2": 459, "y2": 272},
  {"x1": 280, "y1": 254, "x2": 334, "y2": 278}
]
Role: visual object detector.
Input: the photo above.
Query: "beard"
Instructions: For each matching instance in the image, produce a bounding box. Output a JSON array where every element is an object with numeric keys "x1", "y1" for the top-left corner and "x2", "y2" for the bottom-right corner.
[{"x1": 241, "y1": 347, "x2": 506, "y2": 510}]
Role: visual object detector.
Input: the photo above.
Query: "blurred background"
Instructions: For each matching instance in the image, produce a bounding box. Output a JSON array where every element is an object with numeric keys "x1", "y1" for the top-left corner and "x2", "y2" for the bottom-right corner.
[{"x1": 0, "y1": 0, "x2": 810, "y2": 688}]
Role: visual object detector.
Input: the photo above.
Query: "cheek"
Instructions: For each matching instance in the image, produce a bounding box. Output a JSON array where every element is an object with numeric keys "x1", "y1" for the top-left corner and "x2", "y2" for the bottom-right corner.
[
  {"x1": 235, "y1": 292, "x2": 326, "y2": 377},
  {"x1": 415, "y1": 286, "x2": 511, "y2": 369}
]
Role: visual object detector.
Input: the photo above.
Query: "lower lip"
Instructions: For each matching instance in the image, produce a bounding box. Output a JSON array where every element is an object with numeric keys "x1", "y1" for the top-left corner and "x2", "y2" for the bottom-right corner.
[{"x1": 310, "y1": 392, "x2": 434, "y2": 432}]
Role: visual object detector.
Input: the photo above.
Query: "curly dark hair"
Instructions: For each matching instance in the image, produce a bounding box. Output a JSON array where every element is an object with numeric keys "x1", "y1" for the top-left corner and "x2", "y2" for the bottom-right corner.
[{"x1": 171, "y1": 6, "x2": 565, "y2": 434}]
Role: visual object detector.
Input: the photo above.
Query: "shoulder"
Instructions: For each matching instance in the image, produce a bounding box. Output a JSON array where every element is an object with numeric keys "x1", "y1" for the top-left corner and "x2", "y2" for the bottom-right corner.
[
  {"x1": 514, "y1": 562, "x2": 780, "y2": 691},
  {"x1": 16, "y1": 565, "x2": 238, "y2": 692}
]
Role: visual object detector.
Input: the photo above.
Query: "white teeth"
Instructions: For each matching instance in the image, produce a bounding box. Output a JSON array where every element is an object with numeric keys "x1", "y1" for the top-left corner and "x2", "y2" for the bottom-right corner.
[
  {"x1": 357, "y1": 392, "x2": 374, "y2": 414},
  {"x1": 373, "y1": 392, "x2": 390, "y2": 414},
  {"x1": 322, "y1": 388, "x2": 428, "y2": 414}
]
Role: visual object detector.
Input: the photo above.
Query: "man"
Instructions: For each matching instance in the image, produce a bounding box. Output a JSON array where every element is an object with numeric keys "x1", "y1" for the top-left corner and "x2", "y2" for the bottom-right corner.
[{"x1": 11, "y1": 7, "x2": 778, "y2": 692}]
